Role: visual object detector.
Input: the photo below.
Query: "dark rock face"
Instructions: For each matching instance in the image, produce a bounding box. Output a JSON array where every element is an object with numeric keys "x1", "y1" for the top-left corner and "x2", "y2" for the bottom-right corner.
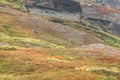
[
  {"x1": 25, "y1": 0, "x2": 82, "y2": 21},
  {"x1": 25, "y1": 0, "x2": 120, "y2": 37},
  {"x1": 26, "y1": 0, "x2": 82, "y2": 13},
  {"x1": 109, "y1": 23, "x2": 120, "y2": 37}
]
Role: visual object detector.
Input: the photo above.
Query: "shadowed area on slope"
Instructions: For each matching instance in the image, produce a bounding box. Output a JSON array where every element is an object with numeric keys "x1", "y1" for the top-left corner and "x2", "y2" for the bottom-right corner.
[{"x1": 26, "y1": 0, "x2": 82, "y2": 13}]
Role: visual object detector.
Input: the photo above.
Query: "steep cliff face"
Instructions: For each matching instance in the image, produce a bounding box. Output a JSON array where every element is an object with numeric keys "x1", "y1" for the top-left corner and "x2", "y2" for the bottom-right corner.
[{"x1": 25, "y1": 0, "x2": 82, "y2": 20}]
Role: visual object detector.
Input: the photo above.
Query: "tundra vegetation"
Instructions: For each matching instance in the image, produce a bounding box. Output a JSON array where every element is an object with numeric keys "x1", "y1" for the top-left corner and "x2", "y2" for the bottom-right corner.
[{"x1": 0, "y1": 0, "x2": 120, "y2": 80}]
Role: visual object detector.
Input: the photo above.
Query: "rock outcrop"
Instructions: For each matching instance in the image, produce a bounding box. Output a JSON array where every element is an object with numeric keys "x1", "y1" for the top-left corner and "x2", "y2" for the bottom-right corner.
[{"x1": 25, "y1": 0, "x2": 120, "y2": 37}]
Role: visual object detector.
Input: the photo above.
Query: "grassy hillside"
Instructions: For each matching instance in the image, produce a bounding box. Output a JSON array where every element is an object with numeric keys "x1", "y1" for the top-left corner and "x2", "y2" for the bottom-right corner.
[
  {"x1": 0, "y1": 48, "x2": 119, "y2": 80},
  {"x1": 0, "y1": 5, "x2": 104, "y2": 47},
  {"x1": 0, "y1": 0, "x2": 23, "y2": 10},
  {"x1": 0, "y1": 3, "x2": 120, "y2": 80},
  {"x1": 49, "y1": 17, "x2": 120, "y2": 48}
]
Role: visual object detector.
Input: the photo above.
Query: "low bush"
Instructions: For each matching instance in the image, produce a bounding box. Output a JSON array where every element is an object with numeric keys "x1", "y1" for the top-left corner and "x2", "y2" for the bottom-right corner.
[
  {"x1": 100, "y1": 76, "x2": 117, "y2": 80},
  {"x1": 75, "y1": 66, "x2": 120, "y2": 76},
  {"x1": 89, "y1": 67, "x2": 120, "y2": 76},
  {"x1": 0, "y1": 46, "x2": 18, "y2": 50}
]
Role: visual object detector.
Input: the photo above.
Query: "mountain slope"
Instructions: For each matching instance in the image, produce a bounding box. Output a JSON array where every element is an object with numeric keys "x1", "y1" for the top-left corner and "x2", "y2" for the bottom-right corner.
[
  {"x1": 25, "y1": 0, "x2": 120, "y2": 37},
  {"x1": 0, "y1": 5, "x2": 103, "y2": 47},
  {"x1": 0, "y1": 1, "x2": 120, "y2": 80}
]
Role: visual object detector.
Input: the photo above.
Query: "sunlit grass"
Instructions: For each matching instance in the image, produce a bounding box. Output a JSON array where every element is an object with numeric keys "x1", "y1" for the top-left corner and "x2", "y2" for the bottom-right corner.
[
  {"x1": 0, "y1": 32, "x2": 65, "y2": 48},
  {"x1": 0, "y1": 0, "x2": 23, "y2": 10}
]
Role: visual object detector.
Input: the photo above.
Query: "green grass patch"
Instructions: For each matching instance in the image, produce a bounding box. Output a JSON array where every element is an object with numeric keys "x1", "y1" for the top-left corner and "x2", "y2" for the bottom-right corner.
[
  {"x1": 89, "y1": 67, "x2": 120, "y2": 76},
  {"x1": 0, "y1": 33, "x2": 65, "y2": 48},
  {"x1": 0, "y1": 45, "x2": 18, "y2": 50},
  {"x1": 0, "y1": 23, "x2": 22, "y2": 37},
  {"x1": 100, "y1": 76, "x2": 117, "y2": 80},
  {"x1": 0, "y1": 0, "x2": 24, "y2": 10}
]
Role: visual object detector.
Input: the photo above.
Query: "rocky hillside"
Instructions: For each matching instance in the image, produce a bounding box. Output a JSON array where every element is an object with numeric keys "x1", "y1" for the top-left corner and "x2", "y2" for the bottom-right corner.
[
  {"x1": 0, "y1": 0, "x2": 120, "y2": 80},
  {"x1": 82, "y1": 0, "x2": 120, "y2": 37},
  {"x1": 93, "y1": 0, "x2": 120, "y2": 9},
  {"x1": 23, "y1": 0, "x2": 120, "y2": 37}
]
